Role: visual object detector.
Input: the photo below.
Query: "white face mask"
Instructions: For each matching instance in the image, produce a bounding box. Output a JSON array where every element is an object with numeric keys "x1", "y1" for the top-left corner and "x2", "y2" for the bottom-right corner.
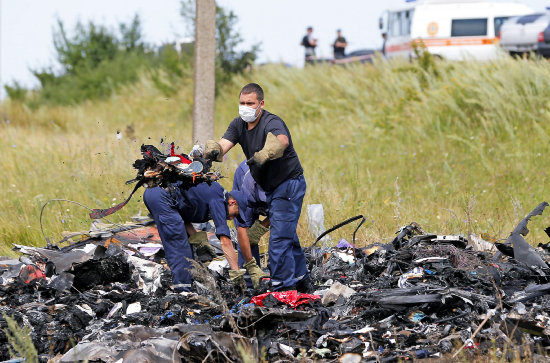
[{"x1": 239, "y1": 103, "x2": 262, "y2": 123}]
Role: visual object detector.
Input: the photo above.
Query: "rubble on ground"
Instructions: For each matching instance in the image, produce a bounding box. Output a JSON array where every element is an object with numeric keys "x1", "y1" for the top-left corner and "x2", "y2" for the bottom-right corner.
[{"x1": 2, "y1": 203, "x2": 550, "y2": 362}]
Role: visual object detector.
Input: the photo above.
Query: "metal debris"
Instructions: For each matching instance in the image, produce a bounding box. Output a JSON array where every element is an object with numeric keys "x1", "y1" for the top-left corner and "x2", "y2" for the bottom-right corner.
[{"x1": 1, "y1": 203, "x2": 550, "y2": 361}]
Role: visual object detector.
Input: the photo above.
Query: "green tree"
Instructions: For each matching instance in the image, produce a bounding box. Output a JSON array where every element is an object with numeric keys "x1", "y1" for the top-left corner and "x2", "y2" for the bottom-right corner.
[
  {"x1": 4, "y1": 81, "x2": 27, "y2": 101},
  {"x1": 21, "y1": 14, "x2": 192, "y2": 105},
  {"x1": 180, "y1": 0, "x2": 260, "y2": 85},
  {"x1": 119, "y1": 15, "x2": 145, "y2": 52},
  {"x1": 5, "y1": 8, "x2": 246, "y2": 105},
  {"x1": 53, "y1": 20, "x2": 119, "y2": 74},
  {"x1": 28, "y1": 16, "x2": 149, "y2": 105}
]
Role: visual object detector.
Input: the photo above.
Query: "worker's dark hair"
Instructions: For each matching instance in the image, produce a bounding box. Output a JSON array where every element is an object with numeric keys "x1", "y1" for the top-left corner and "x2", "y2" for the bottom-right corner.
[{"x1": 240, "y1": 83, "x2": 264, "y2": 102}]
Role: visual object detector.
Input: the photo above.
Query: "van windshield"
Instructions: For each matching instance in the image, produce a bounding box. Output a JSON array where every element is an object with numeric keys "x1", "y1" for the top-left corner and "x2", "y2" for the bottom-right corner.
[
  {"x1": 451, "y1": 18, "x2": 488, "y2": 37},
  {"x1": 516, "y1": 14, "x2": 544, "y2": 25}
]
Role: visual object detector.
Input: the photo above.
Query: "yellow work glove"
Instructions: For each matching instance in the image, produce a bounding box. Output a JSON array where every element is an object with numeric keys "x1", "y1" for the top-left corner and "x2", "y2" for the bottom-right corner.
[
  {"x1": 247, "y1": 220, "x2": 269, "y2": 246},
  {"x1": 244, "y1": 259, "x2": 268, "y2": 289},
  {"x1": 188, "y1": 231, "x2": 216, "y2": 261},
  {"x1": 246, "y1": 132, "x2": 285, "y2": 167},
  {"x1": 228, "y1": 268, "x2": 247, "y2": 291},
  {"x1": 204, "y1": 140, "x2": 223, "y2": 162}
]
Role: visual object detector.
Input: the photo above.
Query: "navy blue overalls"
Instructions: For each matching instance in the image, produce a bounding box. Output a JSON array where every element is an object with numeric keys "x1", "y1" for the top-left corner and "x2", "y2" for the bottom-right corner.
[
  {"x1": 221, "y1": 109, "x2": 308, "y2": 290},
  {"x1": 143, "y1": 181, "x2": 230, "y2": 292},
  {"x1": 266, "y1": 175, "x2": 308, "y2": 289},
  {"x1": 232, "y1": 161, "x2": 265, "y2": 266}
]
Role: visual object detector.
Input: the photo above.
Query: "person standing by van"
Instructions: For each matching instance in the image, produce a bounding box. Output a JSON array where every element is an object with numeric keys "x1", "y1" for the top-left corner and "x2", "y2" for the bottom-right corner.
[
  {"x1": 333, "y1": 29, "x2": 347, "y2": 59},
  {"x1": 301, "y1": 26, "x2": 317, "y2": 65}
]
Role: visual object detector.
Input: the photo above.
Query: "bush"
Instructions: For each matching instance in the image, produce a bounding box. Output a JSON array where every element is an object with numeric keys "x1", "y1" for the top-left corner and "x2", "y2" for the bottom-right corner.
[
  {"x1": 4, "y1": 81, "x2": 27, "y2": 102},
  {"x1": 180, "y1": 0, "x2": 260, "y2": 87},
  {"x1": 6, "y1": 4, "x2": 258, "y2": 106},
  {"x1": 27, "y1": 16, "x2": 156, "y2": 106},
  {"x1": 19, "y1": 15, "x2": 194, "y2": 106}
]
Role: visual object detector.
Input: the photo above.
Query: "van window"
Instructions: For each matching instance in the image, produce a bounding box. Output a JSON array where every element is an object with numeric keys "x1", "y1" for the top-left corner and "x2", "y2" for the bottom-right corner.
[
  {"x1": 388, "y1": 10, "x2": 414, "y2": 37},
  {"x1": 391, "y1": 12, "x2": 401, "y2": 37},
  {"x1": 451, "y1": 18, "x2": 488, "y2": 37},
  {"x1": 516, "y1": 14, "x2": 543, "y2": 25},
  {"x1": 494, "y1": 17, "x2": 509, "y2": 36},
  {"x1": 407, "y1": 10, "x2": 414, "y2": 34},
  {"x1": 402, "y1": 10, "x2": 412, "y2": 35}
]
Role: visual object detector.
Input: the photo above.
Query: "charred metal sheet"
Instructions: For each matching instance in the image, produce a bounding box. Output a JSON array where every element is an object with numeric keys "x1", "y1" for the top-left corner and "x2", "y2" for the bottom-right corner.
[
  {"x1": 2, "y1": 206, "x2": 550, "y2": 362},
  {"x1": 507, "y1": 202, "x2": 549, "y2": 268}
]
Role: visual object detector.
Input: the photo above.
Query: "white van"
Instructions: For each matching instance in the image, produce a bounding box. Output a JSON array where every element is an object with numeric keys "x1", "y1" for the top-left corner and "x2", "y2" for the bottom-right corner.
[{"x1": 380, "y1": 0, "x2": 533, "y2": 60}]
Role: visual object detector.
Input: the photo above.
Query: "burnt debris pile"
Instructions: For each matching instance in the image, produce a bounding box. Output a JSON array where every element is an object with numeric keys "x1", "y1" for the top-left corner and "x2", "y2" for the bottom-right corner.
[{"x1": 2, "y1": 203, "x2": 550, "y2": 362}]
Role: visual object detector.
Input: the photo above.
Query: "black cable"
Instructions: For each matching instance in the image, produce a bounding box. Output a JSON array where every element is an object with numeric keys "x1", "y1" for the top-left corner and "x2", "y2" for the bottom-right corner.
[{"x1": 313, "y1": 214, "x2": 365, "y2": 247}]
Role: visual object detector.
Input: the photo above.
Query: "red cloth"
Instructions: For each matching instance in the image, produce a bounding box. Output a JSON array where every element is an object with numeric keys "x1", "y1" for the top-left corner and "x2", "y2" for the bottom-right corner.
[
  {"x1": 19, "y1": 265, "x2": 46, "y2": 284},
  {"x1": 251, "y1": 290, "x2": 320, "y2": 308}
]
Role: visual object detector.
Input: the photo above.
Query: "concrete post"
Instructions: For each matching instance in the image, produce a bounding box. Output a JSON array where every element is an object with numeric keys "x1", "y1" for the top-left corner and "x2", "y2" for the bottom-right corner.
[{"x1": 192, "y1": 0, "x2": 216, "y2": 145}]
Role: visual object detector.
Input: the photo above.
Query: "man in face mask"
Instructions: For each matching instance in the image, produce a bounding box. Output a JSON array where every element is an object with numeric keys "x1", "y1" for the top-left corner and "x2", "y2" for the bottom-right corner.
[{"x1": 204, "y1": 83, "x2": 311, "y2": 293}]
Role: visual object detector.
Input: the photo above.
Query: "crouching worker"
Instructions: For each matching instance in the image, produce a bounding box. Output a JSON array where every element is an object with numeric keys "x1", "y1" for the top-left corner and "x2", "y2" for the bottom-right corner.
[
  {"x1": 232, "y1": 161, "x2": 270, "y2": 288},
  {"x1": 143, "y1": 180, "x2": 261, "y2": 292}
]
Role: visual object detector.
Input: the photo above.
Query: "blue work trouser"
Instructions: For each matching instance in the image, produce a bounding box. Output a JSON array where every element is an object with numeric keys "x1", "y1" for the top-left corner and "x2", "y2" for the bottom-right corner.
[
  {"x1": 143, "y1": 186, "x2": 194, "y2": 292},
  {"x1": 266, "y1": 175, "x2": 308, "y2": 290}
]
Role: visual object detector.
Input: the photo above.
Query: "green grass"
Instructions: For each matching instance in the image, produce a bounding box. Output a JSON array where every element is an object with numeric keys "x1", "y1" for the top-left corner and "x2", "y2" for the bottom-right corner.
[{"x1": 2, "y1": 56, "x2": 550, "y2": 256}]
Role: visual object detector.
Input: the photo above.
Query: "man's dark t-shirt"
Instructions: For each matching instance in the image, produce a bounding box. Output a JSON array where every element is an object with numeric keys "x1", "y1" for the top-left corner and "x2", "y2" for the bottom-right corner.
[
  {"x1": 301, "y1": 35, "x2": 316, "y2": 56},
  {"x1": 333, "y1": 36, "x2": 346, "y2": 58},
  {"x1": 222, "y1": 110, "x2": 303, "y2": 192}
]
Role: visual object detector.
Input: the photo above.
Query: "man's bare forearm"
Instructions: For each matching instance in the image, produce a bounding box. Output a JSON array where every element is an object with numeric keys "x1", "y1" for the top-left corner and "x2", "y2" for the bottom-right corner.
[
  {"x1": 219, "y1": 235, "x2": 239, "y2": 270},
  {"x1": 237, "y1": 226, "x2": 253, "y2": 263},
  {"x1": 218, "y1": 138, "x2": 234, "y2": 156}
]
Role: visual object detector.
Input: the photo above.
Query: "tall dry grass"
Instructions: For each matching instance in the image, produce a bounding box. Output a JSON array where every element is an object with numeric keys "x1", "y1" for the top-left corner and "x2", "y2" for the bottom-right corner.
[{"x1": 2, "y1": 56, "x2": 550, "y2": 255}]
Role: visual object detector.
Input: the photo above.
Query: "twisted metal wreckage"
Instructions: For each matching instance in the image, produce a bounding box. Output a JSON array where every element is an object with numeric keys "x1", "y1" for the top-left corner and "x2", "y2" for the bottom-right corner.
[{"x1": 2, "y1": 144, "x2": 550, "y2": 362}]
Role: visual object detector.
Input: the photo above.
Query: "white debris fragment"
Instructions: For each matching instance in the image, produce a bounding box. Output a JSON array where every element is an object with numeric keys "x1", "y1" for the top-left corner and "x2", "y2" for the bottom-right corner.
[
  {"x1": 322, "y1": 281, "x2": 357, "y2": 305},
  {"x1": 126, "y1": 302, "x2": 141, "y2": 315},
  {"x1": 208, "y1": 259, "x2": 229, "y2": 274}
]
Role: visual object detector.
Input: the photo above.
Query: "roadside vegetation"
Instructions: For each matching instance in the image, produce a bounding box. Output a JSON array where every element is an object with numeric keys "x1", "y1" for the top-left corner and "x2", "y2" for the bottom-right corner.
[
  {"x1": 2, "y1": 51, "x2": 550, "y2": 255},
  {"x1": 4, "y1": 1, "x2": 256, "y2": 107}
]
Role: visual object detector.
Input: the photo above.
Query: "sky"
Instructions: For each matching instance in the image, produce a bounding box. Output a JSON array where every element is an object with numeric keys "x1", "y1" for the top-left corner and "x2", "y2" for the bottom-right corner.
[{"x1": 1, "y1": 0, "x2": 549, "y2": 97}]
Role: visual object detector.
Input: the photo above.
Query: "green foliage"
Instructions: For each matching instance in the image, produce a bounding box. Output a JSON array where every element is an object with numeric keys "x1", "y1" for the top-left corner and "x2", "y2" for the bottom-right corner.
[
  {"x1": 22, "y1": 14, "x2": 191, "y2": 106},
  {"x1": 6, "y1": 4, "x2": 257, "y2": 105},
  {"x1": 28, "y1": 15, "x2": 154, "y2": 106},
  {"x1": 53, "y1": 19, "x2": 119, "y2": 73},
  {"x1": 3, "y1": 314, "x2": 38, "y2": 362},
  {"x1": 119, "y1": 15, "x2": 145, "y2": 52},
  {"x1": 4, "y1": 57, "x2": 550, "y2": 250},
  {"x1": 412, "y1": 40, "x2": 441, "y2": 78},
  {"x1": 30, "y1": 51, "x2": 151, "y2": 106},
  {"x1": 180, "y1": 0, "x2": 260, "y2": 86},
  {"x1": 214, "y1": 5, "x2": 259, "y2": 84},
  {"x1": 4, "y1": 81, "x2": 27, "y2": 101},
  {"x1": 149, "y1": 44, "x2": 193, "y2": 96}
]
